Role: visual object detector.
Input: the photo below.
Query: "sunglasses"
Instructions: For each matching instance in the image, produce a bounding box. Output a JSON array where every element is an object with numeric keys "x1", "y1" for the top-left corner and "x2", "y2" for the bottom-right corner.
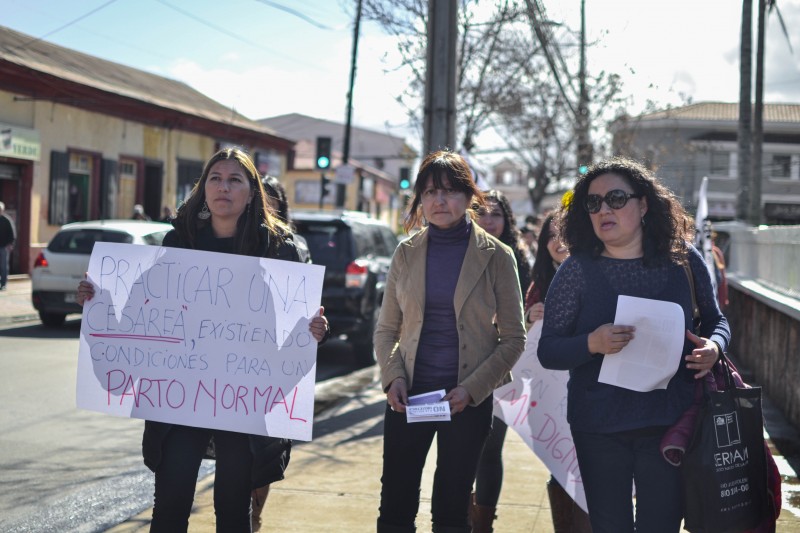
[{"x1": 584, "y1": 189, "x2": 643, "y2": 214}]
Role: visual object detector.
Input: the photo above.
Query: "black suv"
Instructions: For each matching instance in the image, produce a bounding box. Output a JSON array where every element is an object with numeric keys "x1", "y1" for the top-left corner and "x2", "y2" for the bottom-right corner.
[{"x1": 292, "y1": 211, "x2": 398, "y2": 366}]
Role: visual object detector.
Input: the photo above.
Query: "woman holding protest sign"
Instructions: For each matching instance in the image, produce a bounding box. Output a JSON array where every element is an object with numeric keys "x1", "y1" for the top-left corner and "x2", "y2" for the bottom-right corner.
[
  {"x1": 469, "y1": 189, "x2": 530, "y2": 532},
  {"x1": 525, "y1": 212, "x2": 592, "y2": 533},
  {"x1": 537, "y1": 157, "x2": 728, "y2": 533},
  {"x1": 77, "y1": 147, "x2": 329, "y2": 532},
  {"x1": 374, "y1": 150, "x2": 526, "y2": 533}
]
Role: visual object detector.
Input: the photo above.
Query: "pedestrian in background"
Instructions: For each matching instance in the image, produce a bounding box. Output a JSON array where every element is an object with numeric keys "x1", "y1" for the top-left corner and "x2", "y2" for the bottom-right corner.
[
  {"x1": 0, "y1": 201, "x2": 15, "y2": 290},
  {"x1": 374, "y1": 150, "x2": 526, "y2": 533},
  {"x1": 248, "y1": 175, "x2": 312, "y2": 531},
  {"x1": 77, "y1": 148, "x2": 330, "y2": 533},
  {"x1": 132, "y1": 204, "x2": 151, "y2": 221},
  {"x1": 262, "y1": 175, "x2": 311, "y2": 264},
  {"x1": 524, "y1": 213, "x2": 592, "y2": 532},
  {"x1": 469, "y1": 189, "x2": 531, "y2": 533},
  {"x1": 159, "y1": 205, "x2": 174, "y2": 222},
  {"x1": 538, "y1": 157, "x2": 729, "y2": 532}
]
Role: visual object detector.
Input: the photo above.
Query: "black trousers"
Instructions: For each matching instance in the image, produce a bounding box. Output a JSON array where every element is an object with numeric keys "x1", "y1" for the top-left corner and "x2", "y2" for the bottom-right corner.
[
  {"x1": 150, "y1": 424, "x2": 253, "y2": 533},
  {"x1": 378, "y1": 397, "x2": 492, "y2": 529}
]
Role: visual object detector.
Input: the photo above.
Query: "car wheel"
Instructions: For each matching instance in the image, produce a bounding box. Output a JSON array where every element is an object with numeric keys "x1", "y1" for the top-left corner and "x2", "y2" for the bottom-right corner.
[{"x1": 39, "y1": 312, "x2": 66, "y2": 327}]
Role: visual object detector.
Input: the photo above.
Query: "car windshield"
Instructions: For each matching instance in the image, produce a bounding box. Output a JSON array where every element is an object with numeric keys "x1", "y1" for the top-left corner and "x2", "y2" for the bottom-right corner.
[
  {"x1": 295, "y1": 223, "x2": 352, "y2": 269},
  {"x1": 48, "y1": 229, "x2": 134, "y2": 254}
]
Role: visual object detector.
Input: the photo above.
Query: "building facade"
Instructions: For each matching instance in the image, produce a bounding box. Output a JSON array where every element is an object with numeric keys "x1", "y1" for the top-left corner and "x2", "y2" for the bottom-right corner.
[
  {"x1": 0, "y1": 25, "x2": 293, "y2": 274},
  {"x1": 612, "y1": 101, "x2": 800, "y2": 223},
  {"x1": 259, "y1": 113, "x2": 418, "y2": 230}
]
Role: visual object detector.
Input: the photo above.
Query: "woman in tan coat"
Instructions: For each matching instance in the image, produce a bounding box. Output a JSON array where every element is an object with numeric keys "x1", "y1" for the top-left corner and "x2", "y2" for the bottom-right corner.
[{"x1": 374, "y1": 150, "x2": 526, "y2": 533}]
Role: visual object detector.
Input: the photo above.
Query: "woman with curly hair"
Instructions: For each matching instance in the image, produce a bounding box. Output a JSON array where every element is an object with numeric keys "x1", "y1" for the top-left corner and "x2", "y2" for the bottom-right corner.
[{"x1": 538, "y1": 157, "x2": 730, "y2": 533}]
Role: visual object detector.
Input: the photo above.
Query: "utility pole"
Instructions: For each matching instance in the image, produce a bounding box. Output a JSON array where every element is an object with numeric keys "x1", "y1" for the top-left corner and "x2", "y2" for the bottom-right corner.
[
  {"x1": 423, "y1": 0, "x2": 458, "y2": 155},
  {"x1": 340, "y1": 0, "x2": 363, "y2": 209},
  {"x1": 576, "y1": 0, "x2": 593, "y2": 170},
  {"x1": 737, "y1": 0, "x2": 753, "y2": 221},
  {"x1": 751, "y1": 0, "x2": 766, "y2": 225}
]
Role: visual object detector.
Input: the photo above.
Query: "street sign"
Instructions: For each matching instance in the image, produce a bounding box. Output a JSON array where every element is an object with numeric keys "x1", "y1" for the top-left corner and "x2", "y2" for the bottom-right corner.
[{"x1": 334, "y1": 164, "x2": 356, "y2": 184}]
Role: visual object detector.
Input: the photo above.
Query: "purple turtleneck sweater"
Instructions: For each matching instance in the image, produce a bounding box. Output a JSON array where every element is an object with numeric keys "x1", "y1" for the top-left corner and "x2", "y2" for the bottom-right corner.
[{"x1": 412, "y1": 217, "x2": 471, "y2": 392}]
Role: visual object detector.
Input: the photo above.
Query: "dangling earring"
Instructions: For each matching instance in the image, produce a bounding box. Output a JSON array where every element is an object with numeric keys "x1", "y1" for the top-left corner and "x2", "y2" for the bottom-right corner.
[
  {"x1": 198, "y1": 202, "x2": 211, "y2": 220},
  {"x1": 641, "y1": 215, "x2": 646, "y2": 227}
]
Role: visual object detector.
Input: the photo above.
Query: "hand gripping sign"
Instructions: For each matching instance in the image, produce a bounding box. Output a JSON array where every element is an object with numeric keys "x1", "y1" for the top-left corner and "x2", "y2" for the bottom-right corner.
[{"x1": 76, "y1": 242, "x2": 324, "y2": 441}]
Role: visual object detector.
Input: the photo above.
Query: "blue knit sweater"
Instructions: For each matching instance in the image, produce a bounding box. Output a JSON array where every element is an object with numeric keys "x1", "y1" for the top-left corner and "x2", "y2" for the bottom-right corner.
[{"x1": 537, "y1": 245, "x2": 730, "y2": 433}]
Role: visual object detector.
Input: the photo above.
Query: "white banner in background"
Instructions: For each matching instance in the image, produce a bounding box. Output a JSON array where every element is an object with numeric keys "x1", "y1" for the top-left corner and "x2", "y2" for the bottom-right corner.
[
  {"x1": 76, "y1": 242, "x2": 325, "y2": 441},
  {"x1": 493, "y1": 321, "x2": 588, "y2": 512}
]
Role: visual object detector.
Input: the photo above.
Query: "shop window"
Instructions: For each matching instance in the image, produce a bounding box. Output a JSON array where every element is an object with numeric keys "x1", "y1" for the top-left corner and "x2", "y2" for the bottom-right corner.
[
  {"x1": 770, "y1": 154, "x2": 791, "y2": 179},
  {"x1": 710, "y1": 151, "x2": 730, "y2": 177}
]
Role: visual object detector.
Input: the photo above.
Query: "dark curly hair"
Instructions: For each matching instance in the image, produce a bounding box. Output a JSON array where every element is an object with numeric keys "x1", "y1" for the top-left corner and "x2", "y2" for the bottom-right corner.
[
  {"x1": 404, "y1": 150, "x2": 485, "y2": 232},
  {"x1": 172, "y1": 148, "x2": 289, "y2": 255},
  {"x1": 560, "y1": 157, "x2": 694, "y2": 265}
]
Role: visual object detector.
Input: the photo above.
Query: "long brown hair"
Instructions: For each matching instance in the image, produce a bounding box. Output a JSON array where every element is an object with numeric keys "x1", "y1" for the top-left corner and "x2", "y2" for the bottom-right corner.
[
  {"x1": 172, "y1": 148, "x2": 289, "y2": 255},
  {"x1": 403, "y1": 150, "x2": 485, "y2": 233}
]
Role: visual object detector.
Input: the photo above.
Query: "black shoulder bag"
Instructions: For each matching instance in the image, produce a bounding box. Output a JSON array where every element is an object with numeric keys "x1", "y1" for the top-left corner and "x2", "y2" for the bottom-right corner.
[{"x1": 680, "y1": 265, "x2": 770, "y2": 532}]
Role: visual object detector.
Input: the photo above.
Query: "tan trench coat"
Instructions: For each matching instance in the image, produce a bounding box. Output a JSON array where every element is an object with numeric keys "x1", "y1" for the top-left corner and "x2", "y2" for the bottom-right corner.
[{"x1": 374, "y1": 223, "x2": 526, "y2": 406}]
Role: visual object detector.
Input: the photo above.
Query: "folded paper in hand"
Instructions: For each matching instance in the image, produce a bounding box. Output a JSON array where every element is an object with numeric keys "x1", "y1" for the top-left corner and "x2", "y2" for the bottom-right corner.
[{"x1": 406, "y1": 389, "x2": 451, "y2": 423}]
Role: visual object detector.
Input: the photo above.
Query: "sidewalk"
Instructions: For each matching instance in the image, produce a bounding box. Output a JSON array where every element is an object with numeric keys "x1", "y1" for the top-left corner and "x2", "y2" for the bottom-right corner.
[
  {"x1": 107, "y1": 381, "x2": 558, "y2": 533},
  {"x1": 0, "y1": 275, "x2": 41, "y2": 325},
  {"x1": 3, "y1": 276, "x2": 800, "y2": 532}
]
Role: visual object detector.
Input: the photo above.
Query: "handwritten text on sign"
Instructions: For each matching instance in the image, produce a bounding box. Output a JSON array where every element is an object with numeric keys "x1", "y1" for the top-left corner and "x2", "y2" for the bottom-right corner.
[
  {"x1": 76, "y1": 242, "x2": 324, "y2": 441},
  {"x1": 493, "y1": 321, "x2": 588, "y2": 512}
]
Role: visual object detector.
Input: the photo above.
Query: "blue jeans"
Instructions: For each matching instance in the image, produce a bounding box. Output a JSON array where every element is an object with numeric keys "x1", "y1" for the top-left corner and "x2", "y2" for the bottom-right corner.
[
  {"x1": 150, "y1": 425, "x2": 253, "y2": 533},
  {"x1": 378, "y1": 396, "x2": 492, "y2": 530},
  {"x1": 572, "y1": 428, "x2": 683, "y2": 533}
]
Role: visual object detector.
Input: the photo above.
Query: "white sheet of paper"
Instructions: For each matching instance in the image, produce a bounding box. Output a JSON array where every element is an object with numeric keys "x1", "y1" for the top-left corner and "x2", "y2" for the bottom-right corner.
[
  {"x1": 406, "y1": 389, "x2": 450, "y2": 423},
  {"x1": 598, "y1": 295, "x2": 685, "y2": 392}
]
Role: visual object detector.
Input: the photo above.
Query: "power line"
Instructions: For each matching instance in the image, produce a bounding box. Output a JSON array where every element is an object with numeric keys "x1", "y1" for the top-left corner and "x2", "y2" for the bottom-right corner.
[
  {"x1": 15, "y1": 0, "x2": 121, "y2": 50},
  {"x1": 154, "y1": 0, "x2": 318, "y2": 67},
  {"x1": 253, "y1": 0, "x2": 334, "y2": 30}
]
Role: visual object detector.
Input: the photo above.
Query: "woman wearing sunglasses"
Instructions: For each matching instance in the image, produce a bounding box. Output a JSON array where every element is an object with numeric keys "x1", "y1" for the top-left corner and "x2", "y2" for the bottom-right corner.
[{"x1": 538, "y1": 157, "x2": 730, "y2": 533}]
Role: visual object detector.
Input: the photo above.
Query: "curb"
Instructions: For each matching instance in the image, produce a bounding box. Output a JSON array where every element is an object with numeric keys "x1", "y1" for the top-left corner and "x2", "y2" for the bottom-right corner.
[{"x1": 314, "y1": 365, "x2": 379, "y2": 414}]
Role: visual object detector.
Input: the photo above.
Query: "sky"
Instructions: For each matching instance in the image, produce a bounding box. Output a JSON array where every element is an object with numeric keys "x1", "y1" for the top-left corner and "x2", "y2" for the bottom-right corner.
[{"x1": 2, "y1": 0, "x2": 800, "y2": 158}]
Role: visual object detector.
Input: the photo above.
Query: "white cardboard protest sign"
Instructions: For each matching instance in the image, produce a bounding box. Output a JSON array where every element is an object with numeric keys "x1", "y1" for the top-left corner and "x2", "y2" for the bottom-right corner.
[
  {"x1": 76, "y1": 242, "x2": 324, "y2": 441},
  {"x1": 493, "y1": 321, "x2": 588, "y2": 512}
]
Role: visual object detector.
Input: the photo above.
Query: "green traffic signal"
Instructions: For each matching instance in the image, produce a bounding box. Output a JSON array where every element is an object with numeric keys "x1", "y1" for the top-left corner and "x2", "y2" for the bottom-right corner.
[
  {"x1": 399, "y1": 178, "x2": 410, "y2": 189},
  {"x1": 578, "y1": 165, "x2": 588, "y2": 175},
  {"x1": 316, "y1": 136, "x2": 332, "y2": 170}
]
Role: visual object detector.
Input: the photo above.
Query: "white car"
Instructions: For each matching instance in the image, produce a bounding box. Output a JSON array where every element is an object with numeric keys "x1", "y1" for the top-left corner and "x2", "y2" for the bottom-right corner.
[{"x1": 31, "y1": 219, "x2": 172, "y2": 326}]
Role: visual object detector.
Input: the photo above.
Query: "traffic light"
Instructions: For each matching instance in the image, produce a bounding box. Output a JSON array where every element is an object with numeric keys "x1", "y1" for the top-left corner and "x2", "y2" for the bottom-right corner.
[
  {"x1": 399, "y1": 167, "x2": 411, "y2": 190},
  {"x1": 578, "y1": 164, "x2": 589, "y2": 175},
  {"x1": 316, "y1": 136, "x2": 332, "y2": 170},
  {"x1": 320, "y1": 174, "x2": 331, "y2": 198}
]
